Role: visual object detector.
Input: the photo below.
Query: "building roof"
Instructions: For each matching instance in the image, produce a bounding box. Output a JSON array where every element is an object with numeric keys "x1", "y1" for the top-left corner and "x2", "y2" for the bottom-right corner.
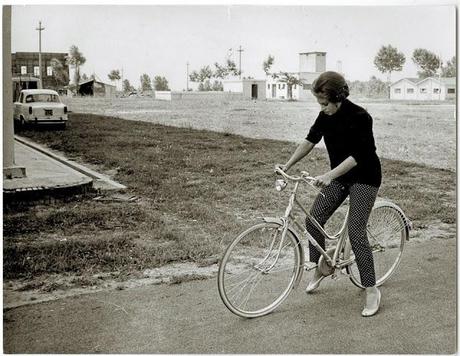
[
  {"x1": 298, "y1": 51, "x2": 327, "y2": 55},
  {"x1": 20, "y1": 89, "x2": 59, "y2": 95},
  {"x1": 78, "y1": 78, "x2": 115, "y2": 87},
  {"x1": 391, "y1": 77, "x2": 456, "y2": 87}
]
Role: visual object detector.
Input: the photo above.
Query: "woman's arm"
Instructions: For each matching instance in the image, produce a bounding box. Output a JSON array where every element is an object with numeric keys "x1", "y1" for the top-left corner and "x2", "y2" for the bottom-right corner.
[
  {"x1": 314, "y1": 156, "x2": 357, "y2": 188},
  {"x1": 278, "y1": 140, "x2": 316, "y2": 172}
]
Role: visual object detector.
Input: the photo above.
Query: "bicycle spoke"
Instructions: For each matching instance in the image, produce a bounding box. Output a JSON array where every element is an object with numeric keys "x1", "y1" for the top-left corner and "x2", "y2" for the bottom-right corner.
[{"x1": 218, "y1": 222, "x2": 301, "y2": 317}]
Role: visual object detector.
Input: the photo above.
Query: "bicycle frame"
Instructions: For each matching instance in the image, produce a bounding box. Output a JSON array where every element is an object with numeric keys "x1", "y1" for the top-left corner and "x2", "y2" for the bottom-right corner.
[
  {"x1": 283, "y1": 179, "x2": 352, "y2": 269},
  {"x1": 270, "y1": 169, "x2": 358, "y2": 279}
]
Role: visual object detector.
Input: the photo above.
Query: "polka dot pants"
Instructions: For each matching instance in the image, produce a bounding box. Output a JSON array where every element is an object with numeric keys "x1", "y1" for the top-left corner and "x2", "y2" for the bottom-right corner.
[{"x1": 305, "y1": 180, "x2": 379, "y2": 287}]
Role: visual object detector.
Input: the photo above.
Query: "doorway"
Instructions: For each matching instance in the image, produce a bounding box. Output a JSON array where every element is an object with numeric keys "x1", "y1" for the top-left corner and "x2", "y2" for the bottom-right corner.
[{"x1": 251, "y1": 84, "x2": 258, "y2": 99}]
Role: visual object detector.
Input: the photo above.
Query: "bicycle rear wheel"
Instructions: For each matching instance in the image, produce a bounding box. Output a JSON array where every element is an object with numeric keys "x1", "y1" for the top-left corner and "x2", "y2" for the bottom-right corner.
[
  {"x1": 218, "y1": 222, "x2": 302, "y2": 318},
  {"x1": 345, "y1": 203, "x2": 408, "y2": 288}
]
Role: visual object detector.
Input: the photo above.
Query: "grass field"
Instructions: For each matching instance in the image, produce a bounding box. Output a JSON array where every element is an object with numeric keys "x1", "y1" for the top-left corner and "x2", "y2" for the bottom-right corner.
[
  {"x1": 63, "y1": 96, "x2": 456, "y2": 171},
  {"x1": 5, "y1": 109, "x2": 455, "y2": 284}
]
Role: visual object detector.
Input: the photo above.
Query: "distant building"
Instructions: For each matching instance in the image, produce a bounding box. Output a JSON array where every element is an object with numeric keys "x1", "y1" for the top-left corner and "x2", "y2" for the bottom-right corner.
[
  {"x1": 390, "y1": 77, "x2": 456, "y2": 100},
  {"x1": 266, "y1": 52, "x2": 326, "y2": 100},
  {"x1": 11, "y1": 52, "x2": 69, "y2": 92},
  {"x1": 223, "y1": 79, "x2": 266, "y2": 99},
  {"x1": 77, "y1": 78, "x2": 116, "y2": 97}
]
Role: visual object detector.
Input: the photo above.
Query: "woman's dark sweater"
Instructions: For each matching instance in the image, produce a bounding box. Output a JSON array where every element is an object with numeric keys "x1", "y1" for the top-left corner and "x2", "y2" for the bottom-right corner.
[{"x1": 306, "y1": 99, "x2": 382, "y2": 187}]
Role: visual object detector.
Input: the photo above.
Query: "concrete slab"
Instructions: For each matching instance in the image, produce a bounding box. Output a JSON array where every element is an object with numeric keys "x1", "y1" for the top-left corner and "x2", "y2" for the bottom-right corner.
[
  {"x1": 15, "y1": 136, "x2": 126, "y2": 191},
  {"x1": 4, "y1": 141, "x2": 93, "y2": 192}
]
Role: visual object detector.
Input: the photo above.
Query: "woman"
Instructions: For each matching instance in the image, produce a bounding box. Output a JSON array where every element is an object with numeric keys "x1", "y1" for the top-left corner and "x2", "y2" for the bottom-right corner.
[{"x1": 276, "y1": 71, "x2": 382, "y2": 317}]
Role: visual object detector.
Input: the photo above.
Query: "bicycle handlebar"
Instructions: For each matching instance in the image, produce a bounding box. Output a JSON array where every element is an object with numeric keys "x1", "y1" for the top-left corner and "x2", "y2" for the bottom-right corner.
[
  {"x1": 274, "y1": 167, "x2": 316, "y2": 183},
  {"x1": 274, "y1": 166, "x2": 325, "y2": 196}
]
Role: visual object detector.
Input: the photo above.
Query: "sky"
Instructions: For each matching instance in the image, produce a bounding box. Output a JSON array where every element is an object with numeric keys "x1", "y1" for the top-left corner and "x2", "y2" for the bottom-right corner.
[{"x1": 11, "y1": 4, "x2": 456, "y2": 90}]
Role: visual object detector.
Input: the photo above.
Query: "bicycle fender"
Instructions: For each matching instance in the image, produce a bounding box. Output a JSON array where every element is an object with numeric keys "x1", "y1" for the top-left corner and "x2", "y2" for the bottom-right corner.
[
  {"x1": 262, "y1": 217, "x2": 305, "y2": 289},
  {"x1": 374, "y1": 200, "x2": 412, "y2": 240}
]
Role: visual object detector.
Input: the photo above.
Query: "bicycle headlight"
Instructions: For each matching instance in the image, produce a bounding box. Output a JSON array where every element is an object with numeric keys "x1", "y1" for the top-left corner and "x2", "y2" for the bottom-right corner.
[{"x1": 275, "y1": 179, "x2": 287, "y2": 192}]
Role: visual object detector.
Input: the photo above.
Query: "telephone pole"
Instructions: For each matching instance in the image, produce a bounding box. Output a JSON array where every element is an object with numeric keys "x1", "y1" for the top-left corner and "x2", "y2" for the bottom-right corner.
[
  {"x1": 237, "y1": 45, "x2": 244, "y2": 79},
  {"x1": 186, "y1": 61, "x2": 189, "y2": 91},
  {"x1": 36, "y1": 21, "x2": 45, "y2": 89}
]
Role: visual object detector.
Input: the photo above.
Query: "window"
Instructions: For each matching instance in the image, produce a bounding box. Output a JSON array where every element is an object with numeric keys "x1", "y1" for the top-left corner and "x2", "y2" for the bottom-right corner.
[
  {"x1": 448, "y1": 88, "x2": 456, "y2": 94},
  {"x1": 433, "y1": 88, "x2": 440, "y2": 94},
  {"x1": 34, "y1": 66, "x2": 40, "y2": 76},
  {"x1": 407, "y1": 88, "x2": 414, "y2": 94},
  {"x1": 278, "y1": 84, "x2": 281, "y2": 89},
  {"x1": 47, "y1": 66, "x2": 53, "y2": 76},
  {"x1": 21, "y1": 66, "x2": 27, "y2": 74},
  {"x1": 420, "y1": 88, "x2": 427, "y2": 93},
  {"x1": 394, "y1": 88, "x2": 401, "y2": 94}
]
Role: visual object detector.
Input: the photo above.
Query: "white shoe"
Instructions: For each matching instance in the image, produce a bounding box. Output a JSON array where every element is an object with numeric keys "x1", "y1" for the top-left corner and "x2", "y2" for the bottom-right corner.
[
  {"x1": 362, "y1": 288, "x2": 381, "y2": 317},
  {"x1": 306, "y1": 274, "x2": 325, "y2": 293}
]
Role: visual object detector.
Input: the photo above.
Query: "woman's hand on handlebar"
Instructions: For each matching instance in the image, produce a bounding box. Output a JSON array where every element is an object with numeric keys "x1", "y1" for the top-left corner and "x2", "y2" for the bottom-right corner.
[
  {"x1": 274, "y1": 163, "x2": 288, "y2": 174},
  {"x1": 313, "y1": 173, "x2": 332, "y2": 188}
]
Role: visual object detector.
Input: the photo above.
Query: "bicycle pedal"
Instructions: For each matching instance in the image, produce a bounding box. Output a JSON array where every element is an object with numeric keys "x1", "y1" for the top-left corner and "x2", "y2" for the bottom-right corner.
[{"x1": 304, "y1": 262, "x2": 318, "y2": 271}]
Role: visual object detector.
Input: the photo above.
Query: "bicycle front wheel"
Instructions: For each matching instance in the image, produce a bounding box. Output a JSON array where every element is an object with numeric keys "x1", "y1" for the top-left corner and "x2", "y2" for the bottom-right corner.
[
  {"x1": 346, "y1": 203, "x2": 408, "y2": 288},
  {"x1": 218, "y1": 222, "x2": 302, "y2": 318}
]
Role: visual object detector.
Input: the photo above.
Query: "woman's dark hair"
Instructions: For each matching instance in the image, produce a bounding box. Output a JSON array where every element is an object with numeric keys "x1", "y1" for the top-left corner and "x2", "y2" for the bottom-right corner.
[{"x1": 311, "y1": 71, "x2": 349, "y2": 103}]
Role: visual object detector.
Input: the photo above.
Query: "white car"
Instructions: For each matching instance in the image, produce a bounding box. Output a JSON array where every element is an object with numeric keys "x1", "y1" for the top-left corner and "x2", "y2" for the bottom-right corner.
[{"x1": 14, "y1": 89, "x2": 68, "y2": 128}]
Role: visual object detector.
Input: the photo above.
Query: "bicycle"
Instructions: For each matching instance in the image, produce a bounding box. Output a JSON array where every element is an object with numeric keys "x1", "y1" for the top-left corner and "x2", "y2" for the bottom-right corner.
[{"x1": 217, "y1": 167, "x2": 411, "y2": 318}]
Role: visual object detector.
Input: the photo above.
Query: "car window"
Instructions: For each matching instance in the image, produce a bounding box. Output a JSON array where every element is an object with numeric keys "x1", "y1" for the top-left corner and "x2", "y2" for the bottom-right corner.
[
  {"x1": 25, "y1": 95, "x2": 34, "y2": 103},
  {"x1": 28, "y1": 94, "x2": 60, "y2": 103}
]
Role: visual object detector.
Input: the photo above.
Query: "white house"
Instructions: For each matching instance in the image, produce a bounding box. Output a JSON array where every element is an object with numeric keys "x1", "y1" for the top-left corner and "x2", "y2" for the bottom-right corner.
[
  {"x1": 223, "y1": 78, "x2": 266, "y2": 99},
  {"x1": 390, "y1": 77, "x2": 456, "y2": 101},
  {"x1": 266, "y1": 52, "x2": 326, "y2": 101}
]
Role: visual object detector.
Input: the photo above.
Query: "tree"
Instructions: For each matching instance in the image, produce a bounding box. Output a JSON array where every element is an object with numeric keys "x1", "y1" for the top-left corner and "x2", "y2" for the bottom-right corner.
[
  {"x1": 65, "y1": 45, "x2": 86, "y2": 87},
  {"x1": 211, "y1": 80, "x2": 223, "y2": 91},
  {"x1": 190, "y1": 65, "x2": 213, "y2": 91},
  {"x1": 441, "y1": 56, "x2": 456, "y2": 77},
  {"x1": 122, "y1": 79, "x2": 134, "y2": 93},
  {"x1": 189, "y1": 65, "x2": 213, "y2": 83},
  {"x1": 108, "y1": 69, "x2": 121, "y2": 89},
  {"x1": 50, "y1": 58, "x2": 69, "y2": 88},
  {"x1": 373, "y1": 45, "x2": 405, "y2": 83},
  {"x1": 153, "y1": 76, "x2": 170, "y2": 91},
  {"x1": 278, "y1": 72, "x2": 303, "y2": 100},
  {"x1": 81, "y1": 73, "x2": 88, "y2": 81},
  {"x1": 139, "y1": 73, "x2": 152, "y2": 91},
  {"x1": 367, "y1": 76, "x2": 388, "y2": 97},
  {"x1": 412, "y1": 48, "x2": 441, "y2": 79},
  {"x1": 225, "y1": 59, "x2": 239, "y2": 77},
  {"x1": 198, "y1": 80, "x2": 213, "y2": 91},
  {"x1": 263, "y1": 55, "x2": 275, "y2": 75}
]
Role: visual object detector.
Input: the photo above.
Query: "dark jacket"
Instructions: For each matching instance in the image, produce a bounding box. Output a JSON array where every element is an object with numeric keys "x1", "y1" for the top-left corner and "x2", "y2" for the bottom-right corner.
[{"x1": 306, "y1": 99, "x2": 382, "y2": 187}]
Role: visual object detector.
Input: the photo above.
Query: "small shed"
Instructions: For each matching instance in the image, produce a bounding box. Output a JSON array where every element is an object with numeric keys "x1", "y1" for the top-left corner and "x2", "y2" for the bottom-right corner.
[
  {"x1": 78, "y1": 79, "x2": 116, "y2": 97},
  {"x1": 223, "y1": 79, "x2": 266, "y2": 100}
]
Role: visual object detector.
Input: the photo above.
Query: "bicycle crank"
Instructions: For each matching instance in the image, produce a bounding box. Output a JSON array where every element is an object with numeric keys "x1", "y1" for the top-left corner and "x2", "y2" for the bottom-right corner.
[{"x1": 317, "y1": 248, "x2": 336, "y2": 276}]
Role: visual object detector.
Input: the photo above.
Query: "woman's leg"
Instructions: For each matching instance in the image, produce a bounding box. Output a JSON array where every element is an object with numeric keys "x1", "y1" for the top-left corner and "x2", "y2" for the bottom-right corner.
[
  {"x1": 347, "y1": 183, "x2": 379, "y2": 287},
  {"x1": 306, "y1": 180, "x2": 348, "y2": 263}
]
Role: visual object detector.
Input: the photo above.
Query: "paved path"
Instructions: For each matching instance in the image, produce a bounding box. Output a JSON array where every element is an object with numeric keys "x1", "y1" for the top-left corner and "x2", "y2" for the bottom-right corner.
[{"x1": 4, "y1": 238, "x2": 456, "y2": 354}]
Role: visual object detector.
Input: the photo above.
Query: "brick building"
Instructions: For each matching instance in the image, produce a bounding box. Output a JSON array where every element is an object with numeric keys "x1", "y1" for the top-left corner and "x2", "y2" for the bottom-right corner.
[{"x1": 11, "y1": 52, "x2": 69, "y2": 97}]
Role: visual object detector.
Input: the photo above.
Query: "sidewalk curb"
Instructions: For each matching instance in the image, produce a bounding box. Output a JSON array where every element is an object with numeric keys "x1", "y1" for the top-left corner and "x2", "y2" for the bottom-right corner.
[{"x1": 15, "y1": 135, "x2": 127, "y2": 191}]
